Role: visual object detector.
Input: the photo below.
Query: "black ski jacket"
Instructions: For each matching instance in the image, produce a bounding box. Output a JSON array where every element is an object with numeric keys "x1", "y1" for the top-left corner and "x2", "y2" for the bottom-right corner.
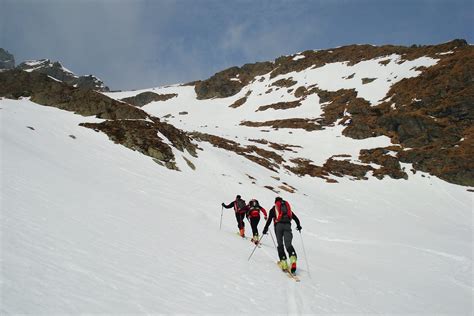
[
  {"x1": 223, "y1": 199, "x2": 246, "y2": 214},
  {"x1": 263, "y1": 206, "x2": 301, "y2": 232}
]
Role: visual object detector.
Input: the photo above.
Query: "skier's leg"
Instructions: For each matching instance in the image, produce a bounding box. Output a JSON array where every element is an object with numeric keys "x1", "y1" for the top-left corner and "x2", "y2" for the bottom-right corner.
[
  {"x1": 251, "y1": 217, "x2": 259, "y2": 237},
  {"x1": 283, "y1": 225, "x2": 297, "y2": 257},
  {"x1": 234, "y1": 212, "x2": 242, "y2": 229},
  {"x1": 275, "y1": 224, "x2": 286, "y2": 260},
  {"x1": 283, "y1": 225, "x2": 298, "y2": 272}
]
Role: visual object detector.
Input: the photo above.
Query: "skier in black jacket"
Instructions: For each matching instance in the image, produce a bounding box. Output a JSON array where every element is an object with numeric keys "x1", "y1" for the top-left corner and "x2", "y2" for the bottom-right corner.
[
  {"x1": 222, "y1": 195, "x2": 247, "y2": 237},
  {"x1": 262, "y1": 197, "x2": 302, "y2": 273}
]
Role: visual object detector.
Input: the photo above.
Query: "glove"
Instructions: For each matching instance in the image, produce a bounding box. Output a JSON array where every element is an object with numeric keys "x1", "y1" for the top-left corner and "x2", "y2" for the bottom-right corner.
[
  {"x1": 264, "y1": 216, "x2": 268, "y2": 220},
  {"x1": 262, "y1": 227, "x2": 268, "y2": 235},
  {"x1": 221, "y1": 203, "x2": 225, "y2": 207},
  {"x1": 296, "y1": 225, "x2": 302, "y2": 232}
]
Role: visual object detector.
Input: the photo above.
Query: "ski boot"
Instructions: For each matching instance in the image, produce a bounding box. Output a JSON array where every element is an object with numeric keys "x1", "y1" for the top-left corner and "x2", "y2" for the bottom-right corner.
[
  {"x1": 239, "y1": 228, "x2": 245, "y2": 238},
  {"x1": 289, "y1": 255, "x2": 297, "y2": 273},
  {"x1": 278, "y1": 259, "x2": 288, "y2": 271},
  {"x1": 251, "y1": 235, "x2": 260, "y2": 245}
]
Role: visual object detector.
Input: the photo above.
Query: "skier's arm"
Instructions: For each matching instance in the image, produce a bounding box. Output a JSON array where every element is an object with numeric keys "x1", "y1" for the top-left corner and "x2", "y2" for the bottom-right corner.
[
  {"x1": 292, "y1": 212, "x2": 302, "y2": 230},
  {"x1": 260, "y1": 207, "x2": 268, "y2": 219},
  {"x1": 222, "y1": 201, "x2": 235, "y2": 209},
  {"x1": 262, "y1": 207, "x2": 275, "y2": 233}
]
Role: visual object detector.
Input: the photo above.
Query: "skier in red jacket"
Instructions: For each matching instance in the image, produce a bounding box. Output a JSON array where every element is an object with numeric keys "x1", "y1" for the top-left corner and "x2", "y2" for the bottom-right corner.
[
  {"x1": 263, "y1": 197, "x2": 302, "y2": 273},
  {"x1": 242, "y1": 199, "x2": 267, "y2": 244}
]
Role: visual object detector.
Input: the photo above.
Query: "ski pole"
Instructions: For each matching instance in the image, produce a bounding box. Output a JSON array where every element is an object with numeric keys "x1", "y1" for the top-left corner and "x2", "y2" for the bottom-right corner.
[
  {"x1": 299, "y1": 231, "x2": 311, "y2": 277},
  {"x1": 219, "y1": 206, "x2": 223, "y2": 230},
  {"x1": 247, "y1": 234, "x2": 265, "y2": 261},
  {"x1": 269, "y1": 230, "x2": 277, "y2": 249}
]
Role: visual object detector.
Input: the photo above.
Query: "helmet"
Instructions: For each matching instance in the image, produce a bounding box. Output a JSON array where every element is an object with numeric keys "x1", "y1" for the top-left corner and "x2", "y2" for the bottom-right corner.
[
  {"x1": 275, "y1": 196, "x2": 282, "y2": 202},
  {"x1": 236, "y1": 195, "x2": 241, "y2": 199},
  {"x1": 250, "y1": 199, "x2": 258, "y2": 207}
]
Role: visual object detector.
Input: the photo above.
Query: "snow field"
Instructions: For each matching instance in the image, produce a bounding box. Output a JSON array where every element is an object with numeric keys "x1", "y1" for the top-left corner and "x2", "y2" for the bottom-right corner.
[{"x1": 1, "y1": 99, "x2": 472, "y2": 314}]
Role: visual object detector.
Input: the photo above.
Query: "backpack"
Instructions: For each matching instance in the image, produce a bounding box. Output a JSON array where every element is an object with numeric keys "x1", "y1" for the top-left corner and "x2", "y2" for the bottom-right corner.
[
  {"x1": 275, "y1": 200, "x2": 292, "y2": 223},
  {"x1": 236, "y1": 198, "x2": 246, "y2": 212}
]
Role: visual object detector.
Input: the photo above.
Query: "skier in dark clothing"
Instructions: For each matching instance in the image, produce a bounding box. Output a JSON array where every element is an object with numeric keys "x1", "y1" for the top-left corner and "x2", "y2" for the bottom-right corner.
[
  {"x1": 222, "y1": 195, "x2": 247, "y2": 237},
  {"x1": 241, "y1": 199, "x2": 267, "y2": 244},
  {"x1": 262, "y1": 197, "x2": 302, "y2": 273}
]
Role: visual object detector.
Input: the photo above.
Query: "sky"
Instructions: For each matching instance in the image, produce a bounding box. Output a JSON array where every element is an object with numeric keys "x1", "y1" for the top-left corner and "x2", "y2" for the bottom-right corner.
[{"x1": 1, "y1": 0, "x2": 473, "y2": 90}]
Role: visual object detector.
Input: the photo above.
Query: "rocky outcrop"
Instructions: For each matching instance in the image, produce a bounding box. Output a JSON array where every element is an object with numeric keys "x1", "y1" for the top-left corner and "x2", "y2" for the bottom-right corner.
[
  {"x1": 343, "y1": 42, "x2": 474, "y2": 186},
  {"x1": 0, "y1": 70, "x2": 145, "y2": 120},
  {"x1": 16, "y1": 59, "x2": 109, "y2": 91},
  {"x1": 121, "y1": 91, "x2": 177, "y2": 107},
  {"x1": 256, "y1": 100, "x2": 301, "y2": 112},
  {"x1": 0, "y1": 48, "x2": 15, "y2": 69},
  {"x1": 0, "y1": 69, "x2": 198, "y2": 170},
  {"x1": 189, "y1": 132, "x2": 282, "y2": 171},
  {"x1": 194, "y1": 62, "x2": 274, "y2": 99},
  {"x1": 195, "y1": 39, "x2": 468, "y2": 100},
  {"x1": 241, "y1": 118, "x2": 322, "y2": 131},
  {"x1": 80, "y1": 119, "x2": 197, "y2": 170}
]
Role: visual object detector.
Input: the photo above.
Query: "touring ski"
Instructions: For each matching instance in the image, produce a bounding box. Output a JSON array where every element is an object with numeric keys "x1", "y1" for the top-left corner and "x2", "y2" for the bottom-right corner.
[{"x1": 276, "y1": 262, "x2": 300, "y2": 282}]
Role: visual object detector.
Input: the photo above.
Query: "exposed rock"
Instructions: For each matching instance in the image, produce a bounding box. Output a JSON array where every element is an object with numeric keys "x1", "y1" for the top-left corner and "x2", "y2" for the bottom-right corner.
[
  {"x1": 229, "y1": 96, "x2": 247, "y2": 108},
  {"x1": 194, "y1": 62, "x2": 274, "y2": 99},
  {"x1": 121, "y1": 91, "x2": 177, "y2": 107},
  {"x1": 240, "y1": 118, "x2": 322, "y2": 131},
  {"x1": 323, "y1": 158, "x2": 373, "y2": 180},
  {"x1": 287, "y1": 158, "x2": 329, "y2": 179},
  {"x1": 271, "y1": 78, "x2": 297, "y2": 88},
  {"x1": 359, "y1": 147, "x2": 408, "y2": 180},
  {"x1": 16, "y1": 59, "x2": 109, "y2": 91},
  {"x1": 0, "y1": 48, "x2": 15, "y2": 69},
  {"x1": 256, "y1": 100, "x2": 301, "y2": 112},
  {"x1": 195, "y1": 40, "x2": 468, "y2": 101},
  {"x1": 80, "y1": 120, "x2": 178, "y2": 170},
  {"x1": 361, "y1": 78, "x2": 376, "y2": 84},
  {"x1": 189, "y1": 132, "x2": 281, "y2": 171},
  {"x1": 0, "y1": 70, "x2": 146, "y2": 120},
  {"x1": 248, "y1": 139, "x2": 301, "y2": 152},
  {"x1": 1, "y1": 69, "x2": 198, "y2": 170}
]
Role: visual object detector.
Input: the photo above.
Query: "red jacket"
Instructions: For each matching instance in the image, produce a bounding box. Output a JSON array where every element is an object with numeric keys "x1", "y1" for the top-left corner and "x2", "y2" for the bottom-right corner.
[{"x1": 243, "y1": 205, "x2": 268, "y2": 219}]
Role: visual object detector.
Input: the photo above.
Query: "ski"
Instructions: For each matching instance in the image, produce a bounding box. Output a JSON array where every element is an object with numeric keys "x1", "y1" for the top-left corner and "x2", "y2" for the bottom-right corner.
[{"x1": 276, "y1": 262, "x2": 300, "y2": 282}]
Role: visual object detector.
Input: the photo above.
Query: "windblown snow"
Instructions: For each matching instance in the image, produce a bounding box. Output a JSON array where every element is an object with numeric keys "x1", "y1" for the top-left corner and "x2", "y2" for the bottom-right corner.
[{"x1": 1, "y1": 51, "x2": 473, "y2": 315}]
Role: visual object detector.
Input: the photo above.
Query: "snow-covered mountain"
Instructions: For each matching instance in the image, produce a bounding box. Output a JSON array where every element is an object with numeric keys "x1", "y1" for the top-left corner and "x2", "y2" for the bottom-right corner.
[
  {"x1": 14, "y1": 57, "x2": 109, "y2": 91},
  {"x1": 1, "y1": 40, "x2": 473, "y2": 314}
]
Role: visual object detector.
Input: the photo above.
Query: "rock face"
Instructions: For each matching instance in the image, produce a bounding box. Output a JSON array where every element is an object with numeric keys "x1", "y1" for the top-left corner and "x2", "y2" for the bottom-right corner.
[
  {"x1": 16, "y1": 59, "x2": 109, "y2": 91},
  {"x1": 2, "y1": 40, "x2": 472, "y2": 185},
  {"x1": 194, "y1": 62, "x2": 274, "y2": 99},
  {"x1": 0, "y1": 48, "x2": 15, "y2": 69},
  {"x1": 0, "y1": 69, "x2": 197, "y2": 169},
  {"x1": 193, "y1": 39, "x2": 472, "y2": 186},
  {"x1": 121, "y1": 91, "x2": 177, "y2": 107}
]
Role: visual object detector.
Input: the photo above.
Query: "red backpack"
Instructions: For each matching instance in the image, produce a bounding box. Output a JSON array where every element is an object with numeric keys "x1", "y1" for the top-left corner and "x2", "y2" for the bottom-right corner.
[{"x1": 275, "y1": 200, "x2": 292, "y2": 223}]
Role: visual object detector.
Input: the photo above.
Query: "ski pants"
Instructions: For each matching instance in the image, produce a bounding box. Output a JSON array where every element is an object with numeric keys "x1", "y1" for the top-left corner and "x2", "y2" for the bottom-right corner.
[
  {"x1": 274, "y1": 222, "x2": 297, "y2": 261},
  {"x1": 235, "y1": 212, "x2": 245, "y2": 229},
  {"x1": 249, "y1": 217, "x2": 260, "y2": 237}
]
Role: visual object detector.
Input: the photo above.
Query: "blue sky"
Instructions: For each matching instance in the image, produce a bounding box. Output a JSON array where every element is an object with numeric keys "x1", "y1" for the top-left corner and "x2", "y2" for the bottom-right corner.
[{"x1": 1, "y1": 0, "x2": 473, "y2": 90}]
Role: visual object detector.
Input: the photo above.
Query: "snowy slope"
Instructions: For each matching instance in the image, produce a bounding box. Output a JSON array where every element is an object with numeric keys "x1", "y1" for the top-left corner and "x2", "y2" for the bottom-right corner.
[{"x1": 2, "y1": 95, "x2": 473, "y2": 315}]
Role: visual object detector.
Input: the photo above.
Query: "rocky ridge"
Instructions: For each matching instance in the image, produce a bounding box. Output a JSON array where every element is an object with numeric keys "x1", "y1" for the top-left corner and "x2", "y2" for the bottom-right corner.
[
  {"x1": 0, "y1": 69, "x2": 197, "y2": 170},
  {"x1": 16, "y1": 59, "x2": 109, "y2": 92},
  {"x1": 1, "y1": 40, "x2": 472, "y2": 187},
  {"x1": 190, "y1": 39, "x2": 473, "y2": 186}
]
